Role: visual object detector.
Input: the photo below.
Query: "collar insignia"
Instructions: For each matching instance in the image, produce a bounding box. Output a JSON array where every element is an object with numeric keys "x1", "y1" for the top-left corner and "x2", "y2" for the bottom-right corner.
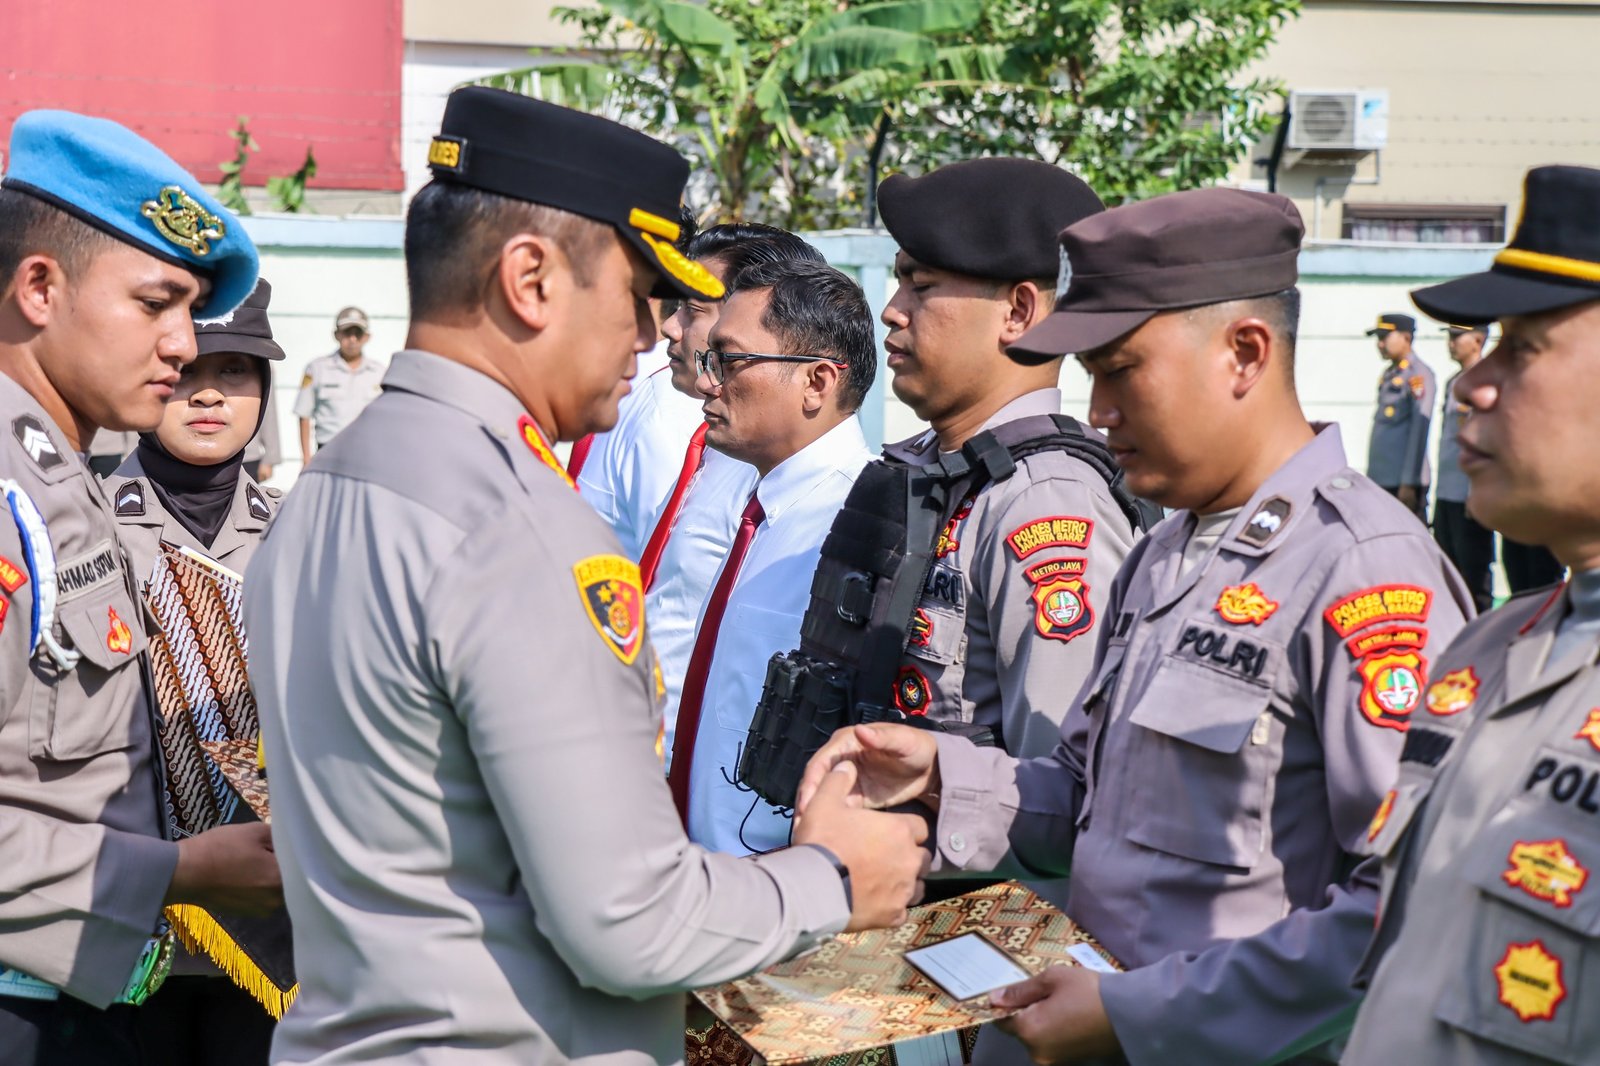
[
  {"x1": 1239, "y1": 496, "x2": 1292, "y2": 547},
  {"x1": 518, "y1": 416, "x2": 576, "y2": 490},
  {"x1": 13, "y1": 415, "x2": 64, "y2": 472},
  {"x1": 115, "y1": 480, "x2": 146, "y2": 517},
  {"x1": 246, "y1": 483, "x2": 271, "y2": 521}
]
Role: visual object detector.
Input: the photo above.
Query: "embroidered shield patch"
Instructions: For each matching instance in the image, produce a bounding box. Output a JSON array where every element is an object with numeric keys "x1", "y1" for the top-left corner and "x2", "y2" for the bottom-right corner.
[
  {"x1": 573, "y1": 555, "x2": 644, "y2": 665},
  {"x1": 1504, "y1": 839, "x2": 1589, "y2": 908},
  {"x1": 1025, "y1": 558, "x2": 1094, "y2": 644},
  {"x1": 1357, "y1": 649, "x2": 1425, "y2": 731},
  {"x1": 106, "y1": 606, "x2": 133, "y2": 655},
  {"x1": 894, "y1": 665, "x2": 931, "y2": 716}
]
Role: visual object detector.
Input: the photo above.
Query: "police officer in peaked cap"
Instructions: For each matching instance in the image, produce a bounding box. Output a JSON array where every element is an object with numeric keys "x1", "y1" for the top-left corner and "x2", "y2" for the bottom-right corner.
[
  {"x1": 0, "y1": 110, "x2": 282, "y2": 1063},
  {"x1": 1365, "y1": 311, "x2": 1437, "y2": 522},
  {"x1": 1346, "y1": 163, "x2": 1600, "y2": 1066},
  {"x1": 799, "y1": 185, "x2": 1473, "y2": 1066},
  {"x1": 243, "y1": 86, "x2": 931, "y2": 1063}
]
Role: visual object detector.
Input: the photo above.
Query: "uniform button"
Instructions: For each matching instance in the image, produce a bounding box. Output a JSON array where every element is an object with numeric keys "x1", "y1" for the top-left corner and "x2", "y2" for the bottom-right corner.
[
  {"x1": 1384, "y1": 405, "x2": 1395, "y2": 417},
  {"x1": 1330, "y1": 477, "x2": 1352, "y2": 490},
  {"x1": 948, "y1": 832, "x2": 966, "y2": 852}
]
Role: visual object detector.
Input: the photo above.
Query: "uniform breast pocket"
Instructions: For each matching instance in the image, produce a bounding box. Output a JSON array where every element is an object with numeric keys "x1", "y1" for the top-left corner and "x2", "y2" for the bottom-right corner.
[
  {"x1": 715, "y1": 603, "x2": 799, "y2": 730},
  {"x1": 1122, "y1": 655, "x2": 1278, "y2": 869},
  {"x1": 904, "y1": 603, "x2": 966, "y2": 667},
  {"x1": 30, "y1": 584, "x2": 149, "y2": 762},
  {"x1": 1431, "y1": 790, "x2": 1600, "y2": 1064}
]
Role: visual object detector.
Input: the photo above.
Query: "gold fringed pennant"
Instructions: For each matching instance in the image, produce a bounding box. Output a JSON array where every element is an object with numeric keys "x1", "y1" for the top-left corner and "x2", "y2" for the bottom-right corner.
[{"x1": 165, "y1": 904, "x2": 299, "y2": 1019}]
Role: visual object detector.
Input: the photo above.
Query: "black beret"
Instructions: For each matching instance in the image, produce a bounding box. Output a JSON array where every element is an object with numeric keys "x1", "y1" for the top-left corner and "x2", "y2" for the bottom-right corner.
[
  {"x1": 878, "y1": 158, "x2": 1104, "y2": 281},
  {"x1": 195, "y1": 279, "x2": 284, "y2": 362},
  {"x1": 426, "y1": 86, "x2": 721, "y2": 301}
]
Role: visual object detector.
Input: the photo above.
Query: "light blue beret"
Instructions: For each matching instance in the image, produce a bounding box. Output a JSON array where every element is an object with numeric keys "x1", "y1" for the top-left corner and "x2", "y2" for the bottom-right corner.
[{"x1": 2, "y1": 110, "x2": 259, "y2": 316}]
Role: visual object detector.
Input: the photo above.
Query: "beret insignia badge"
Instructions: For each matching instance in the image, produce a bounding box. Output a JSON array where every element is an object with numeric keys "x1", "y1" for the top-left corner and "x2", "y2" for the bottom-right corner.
[{"x1": 141, "y1": 186, "x2": 227, "y2": 257}]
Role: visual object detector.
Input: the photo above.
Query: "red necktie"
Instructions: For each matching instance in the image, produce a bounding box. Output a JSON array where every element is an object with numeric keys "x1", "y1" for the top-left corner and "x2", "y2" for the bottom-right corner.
[
  {"x1": 639, "y1": 423, "x2": 709, "y2": 592},
  {"x1": 668, "y1": 492, "x2": 765, "y2": 824},
  {"x1": 566, "y1": 433, "x2": 595, "y2": 479}
]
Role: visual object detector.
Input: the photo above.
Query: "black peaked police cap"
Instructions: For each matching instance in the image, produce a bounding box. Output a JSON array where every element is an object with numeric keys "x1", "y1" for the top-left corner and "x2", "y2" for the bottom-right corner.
[
  {"x1": 426, "y1": 86, "x2": 722, "y2": 301},
  {"x1": 878, "y1": 158, "x2": 1105, "y2": 281},
  {"x1": 1412, "y1": 165, "x2": 1600, "y2": 324}
]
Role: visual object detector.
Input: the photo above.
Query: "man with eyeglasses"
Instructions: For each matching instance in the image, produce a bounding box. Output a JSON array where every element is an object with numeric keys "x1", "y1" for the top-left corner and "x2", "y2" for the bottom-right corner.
[
  {"x1": 293, "y1": 305, "x2": 385, "y2": 466},
  {"x1": 669, "y1": 258, "x2": 878, "y2": 856}
]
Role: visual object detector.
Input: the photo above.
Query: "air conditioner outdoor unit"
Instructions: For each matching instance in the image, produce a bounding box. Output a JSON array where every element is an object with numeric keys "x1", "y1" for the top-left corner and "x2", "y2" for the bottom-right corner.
[{"x1": 1287, "y1": 90, "x2": 1389, "y2": 152}]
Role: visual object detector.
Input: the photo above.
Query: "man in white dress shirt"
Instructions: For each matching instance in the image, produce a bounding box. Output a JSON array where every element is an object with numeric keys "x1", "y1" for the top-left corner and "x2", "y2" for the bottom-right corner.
[
  {"x1": 668, "y1": 259, "x2": 878, "y2": 854},
  {"x1": 641, "y1": 228, "x2": 826, "y2": 756}
]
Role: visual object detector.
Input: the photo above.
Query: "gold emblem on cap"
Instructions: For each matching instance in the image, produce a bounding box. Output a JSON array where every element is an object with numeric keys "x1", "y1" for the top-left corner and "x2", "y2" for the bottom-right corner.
[
  {"x1": 629, "y1": 207, "x2": 682, "y2": 243},
  {"x1": 140, "y1": 186, "x2": 226, "y2": 257},
  {"x1": 428, "y1": 137, "x2": 463, "y2": 170}
]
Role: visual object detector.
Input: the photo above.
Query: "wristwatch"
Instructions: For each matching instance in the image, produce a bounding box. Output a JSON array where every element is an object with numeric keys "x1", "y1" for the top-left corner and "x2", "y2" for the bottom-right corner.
[{"x1": 806, "y1": 844, "x2": 853, "y2": 910}]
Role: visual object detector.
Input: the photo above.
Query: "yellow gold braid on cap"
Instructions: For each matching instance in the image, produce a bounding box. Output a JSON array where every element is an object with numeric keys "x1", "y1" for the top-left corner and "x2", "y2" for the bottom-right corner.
[
  {"x1": 640, "y1": 231, "x2": 725, "y2": 299},
  {"x1": 629, "y1": 207, "x2": 682, "y2": 242},
  {"x1": 1494, "y1": 247, "x2": 1600, "y2": 283}
]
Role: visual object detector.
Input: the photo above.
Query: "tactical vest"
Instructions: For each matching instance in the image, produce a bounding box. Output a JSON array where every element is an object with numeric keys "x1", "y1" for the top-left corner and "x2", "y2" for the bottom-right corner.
[{"x1": 740, "y1": 413, "x2": 1157, "y2": 808}]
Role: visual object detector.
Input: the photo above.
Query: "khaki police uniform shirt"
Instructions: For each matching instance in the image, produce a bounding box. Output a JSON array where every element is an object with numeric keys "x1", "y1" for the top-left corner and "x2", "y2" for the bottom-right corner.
[
  {"x1": 1367, "y1": 355, "x2": 1436, "y2": 490},
  {"x1": 881, "y1": 389, "x2": 1138, "y2": 759},
  {"x1": 245, "y1": 350, "x2": 849, "y2": 1065},
  {"x1": 292, "y1": 352, "x2": 386, "y2": 447},
  {"x1": 925, "y1": 425, "x2": 1473, "y2": 1065},
  {"x1": 103, "y1": 453, "x2": 279, "y2": 584},
  {"x1": 1346, "y1": 580, "x2": 1600, "y2": 1065},
  {"x1": 0, "y1": 374, "x2": 177, "y2": 1008}
]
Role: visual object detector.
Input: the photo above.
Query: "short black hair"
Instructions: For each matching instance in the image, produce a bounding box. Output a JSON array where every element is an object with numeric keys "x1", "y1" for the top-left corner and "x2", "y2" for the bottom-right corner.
[
  {"x1": 687, "y1": 223, "x2": 824, "y2": 293},
  {"x1": 404, "y1": 180, "x2": 613, "y2": 320},
  {"x1": 726, "y1": 259, "x2": 877, "y2": 413},
  {"x1": 0, "y1": 187, "x2": 116, "y2": 286}
]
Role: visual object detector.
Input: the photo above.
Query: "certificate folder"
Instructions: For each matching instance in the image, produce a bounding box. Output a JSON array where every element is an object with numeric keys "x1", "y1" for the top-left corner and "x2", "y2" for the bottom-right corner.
[{"x1": 692, "y1": 882, "x2": 1120, "y2": 1065}]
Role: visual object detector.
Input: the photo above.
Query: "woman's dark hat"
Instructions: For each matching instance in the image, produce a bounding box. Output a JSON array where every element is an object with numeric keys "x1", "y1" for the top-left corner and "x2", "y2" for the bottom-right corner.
[{"x1": 195, "y1": 279, "x2": 285, "y2": 362}]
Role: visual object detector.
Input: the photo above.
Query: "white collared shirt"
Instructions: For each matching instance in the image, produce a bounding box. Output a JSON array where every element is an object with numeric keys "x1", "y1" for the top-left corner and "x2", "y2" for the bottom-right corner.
[
  {"x1": 685, "y1": 417, "x2": 875, "y2": 856},
  {"x1": 577, "y1": 343, "x2": 706, "y2": 559},
  {"x1": 649, "y1": 447, "x2": 759, "y2": 755}
]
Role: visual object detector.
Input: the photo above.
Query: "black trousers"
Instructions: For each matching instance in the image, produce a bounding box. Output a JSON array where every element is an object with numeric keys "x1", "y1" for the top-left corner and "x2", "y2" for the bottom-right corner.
[
  {"x1": 134, "y1": 976, "x2": 275, "y2": 1066},
  {"x1": 0, "y1": 996, "x2": 144, "y2": 1066},
  {"x1": 1434, "y1": 499, "x2": 1495, "y2": 613},
  {"x1": 1503, "y1": 538, "x2": 1567, "y2": 595}
]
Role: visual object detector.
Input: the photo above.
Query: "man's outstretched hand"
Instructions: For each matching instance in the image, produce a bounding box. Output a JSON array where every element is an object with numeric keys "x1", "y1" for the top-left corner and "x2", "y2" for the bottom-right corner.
[{"x1": 794, "y1": 723, "x2": 940, "y2": 816}]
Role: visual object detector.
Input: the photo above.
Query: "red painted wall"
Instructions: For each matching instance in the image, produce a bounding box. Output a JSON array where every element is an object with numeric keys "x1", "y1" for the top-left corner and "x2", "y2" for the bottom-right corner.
[{"x1": 0, "y1": 0, "x2": 403, "y2": 191}]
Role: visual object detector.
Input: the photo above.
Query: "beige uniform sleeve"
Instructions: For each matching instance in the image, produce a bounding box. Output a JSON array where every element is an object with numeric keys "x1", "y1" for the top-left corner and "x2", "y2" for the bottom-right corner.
[
  {"x1": 424, "y1": 511, "x2": 849, "y2": 996},
  {"x1": 968, "y1": 461, "x2": 1136, "y2": 758},
  {"x1": 0, "y1": 508, "x2": 176, "y2": 1007}
]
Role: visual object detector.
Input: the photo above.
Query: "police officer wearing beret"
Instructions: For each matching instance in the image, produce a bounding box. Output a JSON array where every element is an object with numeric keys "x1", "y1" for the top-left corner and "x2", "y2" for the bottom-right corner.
[
  {"x1": 0, "y1": 111, "x2": 282, "y2": 1064},
  {"x1": 243, "y1": 87, "x2": 930, "y2": 1064},
  {"x1": 872, "y1": 158, "x2": 1138, "y2": 762},
  {"x1": 1365, "y1": 312, "x2": 1437, "y2": 521},
  {"x1": 800, "y1": 187, "x2": 1474, "y2": 1066},
  {"x1": 1346, "y1": 164, "x2": 1600, "y2": 1066}
]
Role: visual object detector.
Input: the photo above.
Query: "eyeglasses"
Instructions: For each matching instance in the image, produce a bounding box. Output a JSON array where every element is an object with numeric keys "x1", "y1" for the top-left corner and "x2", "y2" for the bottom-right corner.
[{"x1": 692, "y1": 349, "x2": 847, "y2": 386}]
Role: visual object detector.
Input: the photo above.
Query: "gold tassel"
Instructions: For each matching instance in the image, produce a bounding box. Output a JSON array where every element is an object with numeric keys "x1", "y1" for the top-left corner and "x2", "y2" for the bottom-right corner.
[{"x1": 164, "y1": 904, "x2": 299, "y2": 1020}]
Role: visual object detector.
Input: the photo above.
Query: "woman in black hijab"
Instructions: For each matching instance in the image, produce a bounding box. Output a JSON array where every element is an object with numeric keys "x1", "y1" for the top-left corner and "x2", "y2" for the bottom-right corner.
[
  {"x1": 104, "y1": 278, "x2": 285, "y2": 1066},
  {"x1": 105, "y1": 278, "x2": 284, "y2": 584}
]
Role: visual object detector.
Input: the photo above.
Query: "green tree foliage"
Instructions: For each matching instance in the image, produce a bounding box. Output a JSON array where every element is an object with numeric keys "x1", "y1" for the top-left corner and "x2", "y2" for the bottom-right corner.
[
  {"x1": 218, "y1": 118, "x2": 258, "y2": 216},
  {"x1": 479, "y1": 0, "x2": 1298, "y2": 229}
]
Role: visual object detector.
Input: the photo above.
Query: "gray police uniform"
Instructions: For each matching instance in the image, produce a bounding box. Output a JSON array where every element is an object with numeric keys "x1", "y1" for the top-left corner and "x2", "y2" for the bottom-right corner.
[
  {"x1": 245, "y1": 351, "x2": 850, "y2": 1064},
  {"x1": 0, "y1": 375, "x2": 176, "y2": 1007},
  {"x1": 882, "y1": 389, "x2": 1137, "y2": 759},
  {"x1": 292, "y1": 352, "x2": 386, "y2": 448},
  {"x1": 1435, "y1": 371, "x2": 1471, "y2": 505},
  {"x1": 102, "y1": 453, "x2": 279, "y2": 583},
  {"x1": 926, "y1": 425, "x2": 1473, "y2": 1064},
  {"x1": 1346, "y1": 578, "x2": 1600, "y2": 1065},
  {"x1": 1367, "y1": 356, "x2": 1436, "y2": 492}
]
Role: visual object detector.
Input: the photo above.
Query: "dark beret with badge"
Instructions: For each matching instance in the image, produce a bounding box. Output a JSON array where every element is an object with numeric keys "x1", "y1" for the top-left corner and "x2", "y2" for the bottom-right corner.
[
  {"x1": 1365, "y1": 313, "x2": 1416, "y2": 337},
  {"x1": 1412, "y1": 164, "x2": 1600, "y2": 324},
  {"x1": 195, "y1": 279, "x2": 285, "y2": 362},
  {"x1": 425, "y1": 86, "x2": 721, "y2": 301},
  {"x1": 2, "y1": 110, "x2": 259, "y2": 316},
  {"x1": 877, "y1": 158, "x2": 1104, "y2": 281},
  {"x1": 1011, "y1": 187, "x2": 1304, "y2": 357}
]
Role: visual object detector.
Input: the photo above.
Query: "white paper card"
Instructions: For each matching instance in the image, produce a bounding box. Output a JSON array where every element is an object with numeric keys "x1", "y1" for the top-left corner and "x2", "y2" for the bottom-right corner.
[
  {"x1": 1066, "y1": 943, "x2": 1118, "y2": 974},
  {"x1": 893, "y1": 1030, "x2": 965, "y2": 1066},
  {"x1": 904, "y1": 932, "x2": 1030, "y2": 1001}
]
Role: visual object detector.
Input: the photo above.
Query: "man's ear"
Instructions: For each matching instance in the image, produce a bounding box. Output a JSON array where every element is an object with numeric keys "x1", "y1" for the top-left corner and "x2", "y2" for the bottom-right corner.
[
  {"x1": 495, "y1": 233, "x2": 562, "y2": 333},
  {"x1": 7, "y1": 255, "x2": 65, "y2": 330},
  {"x1": 999, "y1": 280, "x2": 1050, "y2": 344},
  {"x1": 802, "y1": 357, "x2": 843, "y2": 414},
  {"x1": 1227, "y1": 316, "x2": 1276, "y2": 399}
]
